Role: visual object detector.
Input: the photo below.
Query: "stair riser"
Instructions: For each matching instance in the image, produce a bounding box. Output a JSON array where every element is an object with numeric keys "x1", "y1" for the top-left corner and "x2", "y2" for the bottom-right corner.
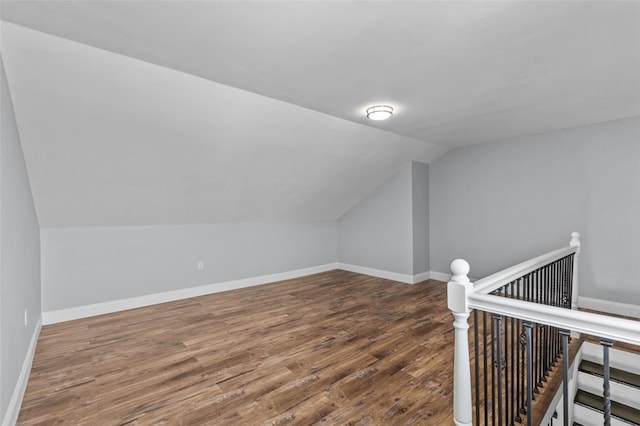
[
  {"x1": 573, "y1": 404, "x2": 631, "y2": 426},
  {"x1": 578, "y1": 371, "x2": 640, "y2": 410},
  {"x1": 582, "y1": 342, "x2": 640, "y2": 376}
]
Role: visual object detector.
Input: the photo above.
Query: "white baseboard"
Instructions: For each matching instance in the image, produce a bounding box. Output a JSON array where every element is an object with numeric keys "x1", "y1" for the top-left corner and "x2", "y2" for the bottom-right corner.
[
  {"x1": 2, "y1": 316, "x2": 42, "y2": 426},
  {"x1": 43, "y1": 263, "x2": 339, "y2": 325},
  {"x1": 426, "y1": 271, "x2": 452, "y2": 282},
  {"x1": 579, "y1": 296, "x2": 640, "y2": 319},
  {"x1": 42, "y1": 263, "x2": 453, "y2": 325},
  {"x1": 336, "y1": 263, "x2": 447, "y2": 285},
  {"x1": 412, "y1": 271, "x2": 432, "y2": 284},
  {"x1": 337, "y1": 263, "x2": 415, "y2": 284}
]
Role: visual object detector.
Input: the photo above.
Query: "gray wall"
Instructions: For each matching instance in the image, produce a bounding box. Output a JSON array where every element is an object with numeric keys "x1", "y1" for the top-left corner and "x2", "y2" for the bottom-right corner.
[
  {"x1": 430, "y1": 117, "x2": 640, "y2": 305},
  {"x1": 337, "y1": 162, "x2": 414, "y2": 275},
  {"x1": 337, "y1": 161, "x2": 431, "y2": 277},
  {"x1": 412, "y1": 162, "x2": 430, "y2": 274},
  {"x1": 0, "y1": 55, "x2": 41, "y2": 420},
  {"x1": 41, "y1": 221, "x2": 337, "y2": 311}
]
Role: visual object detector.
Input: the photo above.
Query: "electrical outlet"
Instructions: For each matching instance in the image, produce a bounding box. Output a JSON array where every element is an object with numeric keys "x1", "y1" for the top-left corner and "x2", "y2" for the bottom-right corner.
[
  {"x1": 24, "y1": 309, "x2": 28, "y2": 326},
  {"x1": 197, "y1": 261, "x2": 204, "y2": 270}
]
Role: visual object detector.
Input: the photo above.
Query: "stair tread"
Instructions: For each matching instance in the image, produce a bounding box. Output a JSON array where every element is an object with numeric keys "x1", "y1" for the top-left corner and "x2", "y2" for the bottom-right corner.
[
  {"x1": 580, "y1": 359, "x2": 640, "y2": 388},
  {"x1": 574, "y1": 389, "x2": 640, "y2": 425}
]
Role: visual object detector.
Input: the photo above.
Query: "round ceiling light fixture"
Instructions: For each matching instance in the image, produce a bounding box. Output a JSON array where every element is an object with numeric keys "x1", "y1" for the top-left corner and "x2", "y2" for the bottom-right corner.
[{"x1": 366, "y1": 105, "x2": 394, "y2": 121}]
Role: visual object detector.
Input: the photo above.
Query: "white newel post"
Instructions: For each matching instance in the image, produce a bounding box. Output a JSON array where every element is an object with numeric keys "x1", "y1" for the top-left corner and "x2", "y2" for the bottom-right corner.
[
  {"x1": 569, "y1": 232, "x2": 581, "y2": 310},
  {"x1": 447, "y1": 259, "x2": 473, "y2": 426}
]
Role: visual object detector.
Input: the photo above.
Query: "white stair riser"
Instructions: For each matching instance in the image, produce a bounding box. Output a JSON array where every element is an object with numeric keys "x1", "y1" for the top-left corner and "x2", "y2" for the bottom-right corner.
[
  {"x1": 573, "y1": 403, "x2": 631, "y2": 426},
  {"x1": 578, "y1": 371, "x2": 640, "y2": 410},
  {"x1": 581, "y1": 342, "x2": 640, "y2": 376}
]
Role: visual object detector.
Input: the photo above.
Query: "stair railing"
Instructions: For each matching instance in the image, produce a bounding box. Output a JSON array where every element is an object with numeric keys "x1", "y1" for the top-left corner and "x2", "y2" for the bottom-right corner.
[{"x1": 448, "y1": 232, "x2": 640, "y2": 425}]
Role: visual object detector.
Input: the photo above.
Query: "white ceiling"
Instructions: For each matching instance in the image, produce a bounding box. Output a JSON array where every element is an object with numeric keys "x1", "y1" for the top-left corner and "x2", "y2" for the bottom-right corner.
[{"x1": 1, "y1": 1, "x2": 639, "y2": 227}]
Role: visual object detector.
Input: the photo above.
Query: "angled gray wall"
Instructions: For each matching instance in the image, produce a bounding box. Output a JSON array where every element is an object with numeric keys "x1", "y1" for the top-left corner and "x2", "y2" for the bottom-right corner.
[
  {"x1": 338, "y1": 162, "x2": 413, "y2": 275},
  {"x1": 338, "y1": 161, "x2": 431, "y2": 277},
  {"x1": 41, "y1": 221, "x2": 337, "y2": 311},
  {"x1": 1, "y1": 55, "x2": 41, "y2": 421},
  {"x1": 430, "y1": 116, "x2": 640, "y2": 305}
]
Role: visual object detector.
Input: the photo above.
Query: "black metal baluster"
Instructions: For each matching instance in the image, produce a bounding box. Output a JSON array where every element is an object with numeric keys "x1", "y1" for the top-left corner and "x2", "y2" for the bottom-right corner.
[
  {"x1": 563, "y1": 255, "x2": 569, "y2": 308},
  {"x1": 538, "y1": 268, "x2": 544, "y2": 385},
  {"x1": 535, "y1": 269, "x2": 541, "y2": 393},
  {"x1": 544, "y1": 265, "x2": 549, "y2": 371},
  {"x1": 544, "y1": 266, "x2": 549, "y2": 377},
  {"x1": 504, "y1": 285, "x2": 510, "y2": 425},
  {"x1": 566, "y1": 254, "x2": 571, "y2": 305},
  {"x1": 516, "y1": 319, "x2": 523, "y2": 423},
  {"x1": 484, "y1": 311, "x2": 489, "y2": 425},
  {"x1": 494, "y1": 314, "x2": 504, "y2": 426},
  {"x1": 530, "y1": 268, "x2": 535, "y2": 302},
  {"x1": 556, "y1": 257, "x2": 561, "y2": 307},
  {"x1": 530, "y1": 272, "x2": 536, "y2": 398},
  {"x1": 539, "y1": 268, "x2": 545, "y2": 384},
  {"x1": 524, "y1": 321, "x2": 534, "y2": 426},
  {"x1": 570, "y1": 254, "x2": 575, "y2": 307},
  {"x1": 560, "y1": 329, "x2": 570, "y2": 426},
  {"x1": 511, "y1": 278, "x2": 523, "y2": 423},
  {"x1": 474, "y1": 309, "x2": 480, "y2": 426},
  {"x1": 551, "y1": 262, "x2": 562, "y2": 367},
  {"x1": 491, "y1": 312, "x2": 497, "y2": 425},
  {"x1": 540, "y1": 279, "x2": 545, "y2": 382},
  {"x1": 531, "y1": 269, "x2": 540, "y2": 392},
  {"x1": 559, "y1": 256, "x2": 563, "y2": 306},
  {"x1": 558, "y1": 257, "x2": 571, "y2": 306},
  {"x1": 559, "y1": 257, "x2": 564, "y2": 307},
  {"x1": 557, "y1": 260, "x2": 561, "y2": 359},
  {"x1": 550, "y1": 261, "x2": 555, "y2": 364},
  {"x1": 512, "y1": 318, "x2": 516, "y2": 424},
  {"x1": 558, "y1": 261, "x2": 563, "y2": 345},
  {"x1": 558, "y1": 257, "x2": 566, "y2": 357},
  {"x1": 564, "y1": 255, "x2": 568, "y2": 307},
  {"x1": 553, "y1": 261, "x2": 558, "y2": 362},
  {"x1": 544, "y1": 265, "x2": 550, "y2": 376},
  {"x1": 567, "y1": 254, "x2": 574, "y2": 308},
  {"x1": 564, "y1": 255, "x2": 569, "y2": 306},
  {"x1": 510, "y1": 283, "x2": 516, "y2": 424},
  {"x1": 520, "y1": 277, "x2": 528, "y2": 421},
  {"x1": 551, "y1": 263, "x2": 562, "y2": 360},
  {"x1": 551, "y1": 263, "x2": 555, "y2": 362},
  {"x1": 601, "y1": 338, "x2": 613, "y2": 426}
]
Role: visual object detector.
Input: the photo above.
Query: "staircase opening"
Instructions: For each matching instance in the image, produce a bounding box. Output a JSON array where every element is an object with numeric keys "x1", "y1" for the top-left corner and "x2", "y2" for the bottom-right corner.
[{"x1": 447, "y1": 232, "x2": 640, "y2": 425}]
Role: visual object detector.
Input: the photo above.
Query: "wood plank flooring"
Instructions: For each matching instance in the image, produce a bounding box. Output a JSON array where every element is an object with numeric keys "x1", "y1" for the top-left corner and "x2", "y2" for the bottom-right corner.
[{"x1": 18, "y1": 270, "x2": 456, "y2": 425}]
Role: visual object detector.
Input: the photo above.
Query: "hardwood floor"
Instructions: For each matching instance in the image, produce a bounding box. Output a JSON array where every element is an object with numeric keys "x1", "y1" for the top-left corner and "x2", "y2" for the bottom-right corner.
[{"x1": 18, "y1": 270, "x2": 456, "y2": 425}]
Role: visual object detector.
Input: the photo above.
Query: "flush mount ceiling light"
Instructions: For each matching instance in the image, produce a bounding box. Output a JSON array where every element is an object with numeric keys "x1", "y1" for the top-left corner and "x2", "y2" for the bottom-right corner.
[{"x1": 366, "y1": 105, "x2": 394, "y2": 121}]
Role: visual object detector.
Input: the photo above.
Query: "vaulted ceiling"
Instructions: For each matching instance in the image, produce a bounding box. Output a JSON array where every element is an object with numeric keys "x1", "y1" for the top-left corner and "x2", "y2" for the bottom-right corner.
[{"x1": 1, "y1": 1, "x2": 638, "y2": 227}]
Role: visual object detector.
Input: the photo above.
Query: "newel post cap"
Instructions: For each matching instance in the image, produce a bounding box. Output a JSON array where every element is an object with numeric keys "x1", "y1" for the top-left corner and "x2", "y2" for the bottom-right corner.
[
  {"x1": 570, "y1": 232, "x2": 581, "y2": 248},
  {"x1": 448, "y1": 259, "x2": 472, "y2": 313},
  {"x1": 450, "y1": 259, "x2": 470, "y2": 282}
]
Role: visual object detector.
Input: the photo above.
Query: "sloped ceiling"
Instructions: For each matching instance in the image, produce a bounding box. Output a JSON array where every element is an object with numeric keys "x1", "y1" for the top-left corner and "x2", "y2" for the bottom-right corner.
[{"x1": 1, "y1": 1, "x2": 639, "y2": 227}]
